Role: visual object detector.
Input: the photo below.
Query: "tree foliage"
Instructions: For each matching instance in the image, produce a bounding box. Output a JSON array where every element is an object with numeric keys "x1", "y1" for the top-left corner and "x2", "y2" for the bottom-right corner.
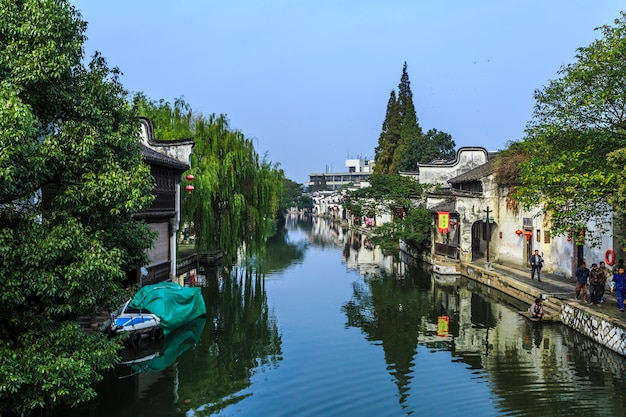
[
  {"x1": 0, "y1": 1, "x2": 155, "y2": 414},
  {"x1": 135, "y1": 96, "x2": 285, "y2": 263},
  {"x1": 398, "y1": 128, "x2": 456, "y2": 171},
  {"x1": 392, "y1": 62, "x2": 423, "y2": 173},
  {"x1": 374, "y1": 91, "x2": 401, "y2": 174},
  {"x1": 514, "y1": 13, "x2": 626, "y2": 244},
  {"x1": 374, "y1": 63, "x2": 455, "y2": 173},
  {"x1": 344, "y1": 174, "x2": 431, "y2": 255},
  {"x1": 279, "y1": 178, "x2": 311, "y2": 212}
]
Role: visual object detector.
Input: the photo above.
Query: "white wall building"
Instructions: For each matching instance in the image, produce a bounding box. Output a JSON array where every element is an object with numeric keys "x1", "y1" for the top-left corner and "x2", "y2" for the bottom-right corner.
[{"x1": 420, "y1": 147, "x2": 620, "y2": 277}]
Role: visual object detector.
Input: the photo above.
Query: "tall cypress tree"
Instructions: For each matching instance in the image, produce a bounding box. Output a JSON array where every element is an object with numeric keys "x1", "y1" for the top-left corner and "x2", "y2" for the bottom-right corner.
[
  {"x1": 374, "y1": 90, "x2": 401, "y2": 174},
  {"x1": 375, "y1": 63, "x2": 424, "y2": 173},
  {"x1": 392, "y1": 62, "x2": 423, "y2": 172}
]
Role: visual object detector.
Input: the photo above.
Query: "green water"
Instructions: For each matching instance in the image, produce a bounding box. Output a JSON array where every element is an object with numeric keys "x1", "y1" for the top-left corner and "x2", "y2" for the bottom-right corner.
[{"x1": 65, "y1": 215, "x2": 626, "y2": 416}]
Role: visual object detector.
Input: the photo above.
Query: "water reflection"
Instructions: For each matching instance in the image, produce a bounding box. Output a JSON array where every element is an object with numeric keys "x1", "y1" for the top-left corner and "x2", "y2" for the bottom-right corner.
[
  {"x1": 63, "y1": 269, "x2": 281, "y2": 417},
  {"x1": 178, "y1": 270, "x2": 281, "y2": 415},
  {"x1": 254, "y1": 215, "x2": 307, "y2": 274},
  {"x1": 342, "y1": 265, "x2": 434, "y2": 405},
  {"x1": 60, "y1": 216, "x2": 626, "y2": 417}
]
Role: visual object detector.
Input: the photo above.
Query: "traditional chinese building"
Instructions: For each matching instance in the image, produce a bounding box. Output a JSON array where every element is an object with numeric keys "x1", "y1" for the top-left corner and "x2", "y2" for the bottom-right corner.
[{"x1": 130, "y1": 117, "x2": 194, "y2": 285}]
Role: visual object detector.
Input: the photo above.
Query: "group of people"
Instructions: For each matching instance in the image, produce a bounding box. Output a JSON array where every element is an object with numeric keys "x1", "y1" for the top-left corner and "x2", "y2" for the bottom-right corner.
[
  {"x1": 576, "y1": 259, "x2": 626, "y2": 311},
  {"x1": 529, "y1": 250, "x2": 626, "y2": 314}
]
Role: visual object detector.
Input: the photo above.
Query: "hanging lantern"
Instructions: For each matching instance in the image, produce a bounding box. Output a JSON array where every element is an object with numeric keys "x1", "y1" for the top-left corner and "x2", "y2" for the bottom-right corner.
[
  {"x1": 515, "y1": 229, "x2": 523, "y2": 236},
  {"x1": 185, "y1": 174, "x2": 194, "y2": 181},
  {"x1": 524, "y1": 230, "x2": 532, "y2": 241},
  {"x1": 185, "y1": 184, "x2": 195, "y2": 194}
]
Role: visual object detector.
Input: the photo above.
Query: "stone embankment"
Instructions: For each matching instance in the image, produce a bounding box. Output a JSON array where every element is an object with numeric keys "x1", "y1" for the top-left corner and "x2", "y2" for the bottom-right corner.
[{"x1": 460, "y1": 260, "x2": 626, "y2": 356}]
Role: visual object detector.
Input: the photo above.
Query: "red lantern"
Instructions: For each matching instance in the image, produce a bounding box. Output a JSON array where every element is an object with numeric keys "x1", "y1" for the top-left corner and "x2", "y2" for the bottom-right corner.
[
  {"x1": 515, "y1": 229, "x2": 523, "y2": 236},
  {"x1": 524, "y1": 230, "x2": 532, "y2": 241},
  {"x1": 185, "y1": 185, "x2": 195, "y2": 194},
  {"x1": 186, "y1": 174, "x2": 194, "y2": 181}
]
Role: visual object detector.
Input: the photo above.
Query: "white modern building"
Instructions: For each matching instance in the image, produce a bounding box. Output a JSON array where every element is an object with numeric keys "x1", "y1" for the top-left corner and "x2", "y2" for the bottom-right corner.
[{"x1": 308, "y1": 156, "x2": 375, "y2": 191}]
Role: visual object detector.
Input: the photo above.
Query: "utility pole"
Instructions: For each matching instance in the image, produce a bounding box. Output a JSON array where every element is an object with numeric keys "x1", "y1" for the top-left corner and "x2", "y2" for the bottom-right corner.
[{"x1": 484, "y1": 206, "x2": 491, "y2": 263}]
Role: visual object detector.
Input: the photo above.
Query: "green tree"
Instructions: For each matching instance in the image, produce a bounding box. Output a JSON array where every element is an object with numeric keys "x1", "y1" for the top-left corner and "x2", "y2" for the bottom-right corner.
[
  {"x1": 0, "y1": 1, "x2": 155, "y2": 415},
  {"x1": 375, "y1": 63, "x2": 454, "y2": 173},
  {"x1": 135, "y1": 96, "x2": 284, "y2": 263},
  {"x1": 392, "y1": 62, "x2": 423, "y2": 173},
  {"x1": 398, "y1": 128, "x2": 456, "y2": 171},
  {"x1": 279, "y1": 178, "x2": 304, "y2": 212},
  {"x1": 344, "y1": 174, "x2": 431, "y2": 255},
  {"x1": 374, "y1": 90, "x2": 401, "y2": 174},
  {"x1": 514, "y1": 13, "x2": 626, "y2": 244}
]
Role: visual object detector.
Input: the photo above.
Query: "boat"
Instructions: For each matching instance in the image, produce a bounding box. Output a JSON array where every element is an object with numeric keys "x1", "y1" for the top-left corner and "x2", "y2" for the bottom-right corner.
[
  {"x1": 109, "y1": 282, "x2": 207, "y2": 345},
  {"x1": 432, "y1": 262, "x2": 460, "y2": 275},
  {"x1": 117, "y1": 317, "x2": 206, "y2": 377}
]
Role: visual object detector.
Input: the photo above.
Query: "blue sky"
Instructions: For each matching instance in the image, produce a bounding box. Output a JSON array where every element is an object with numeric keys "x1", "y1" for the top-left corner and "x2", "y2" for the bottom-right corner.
[{"x1": 73, "y1": 1, "x2": 624, "y2": 183}]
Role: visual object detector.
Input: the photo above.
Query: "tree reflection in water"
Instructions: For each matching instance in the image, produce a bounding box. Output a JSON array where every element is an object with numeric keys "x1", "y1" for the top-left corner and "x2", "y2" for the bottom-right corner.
[{"x1": 176, "y1": 268, "x2": 282, "y2": 415}]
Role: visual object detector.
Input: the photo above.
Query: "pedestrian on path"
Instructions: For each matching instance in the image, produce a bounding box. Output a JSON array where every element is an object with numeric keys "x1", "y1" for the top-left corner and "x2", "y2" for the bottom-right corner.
[
  {"x1": 599, "y1": 261, "x2": 612, "y2": 302},
  {"x1": 612, "y1": 266, "x2": 626, "y2": 312},
  {"x1": 575, "y1": 262, "x2": 589, "y2": 302},
  {"x1": 589, "y1": 263, "x2": 606, "y2": 305},
  {"x1": 530, "y1": 249, "x2": 543, "y2": 281}
]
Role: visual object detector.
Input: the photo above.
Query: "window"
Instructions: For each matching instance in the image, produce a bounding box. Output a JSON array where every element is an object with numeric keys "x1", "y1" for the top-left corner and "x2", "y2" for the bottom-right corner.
[{"x1": 544, "y1": 230, "x2": 551, "y2": 244}]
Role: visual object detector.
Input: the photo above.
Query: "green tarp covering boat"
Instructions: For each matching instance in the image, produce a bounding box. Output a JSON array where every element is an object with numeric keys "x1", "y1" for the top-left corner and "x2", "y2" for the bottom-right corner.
[{"x1": 127, "y1": 282, "x2": 207, "y2": 337}]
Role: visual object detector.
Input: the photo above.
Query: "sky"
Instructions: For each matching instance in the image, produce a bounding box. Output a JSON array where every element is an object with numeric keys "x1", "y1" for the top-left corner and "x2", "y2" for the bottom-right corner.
[{"x1": 72, "y1": 1, "x2": 624, "y2": 183}]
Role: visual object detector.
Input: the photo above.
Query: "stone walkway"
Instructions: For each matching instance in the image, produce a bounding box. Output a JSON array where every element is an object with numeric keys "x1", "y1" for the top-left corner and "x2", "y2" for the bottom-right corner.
[{"x1": 484, "y1": 261, "x2": 625, "y2": 322}]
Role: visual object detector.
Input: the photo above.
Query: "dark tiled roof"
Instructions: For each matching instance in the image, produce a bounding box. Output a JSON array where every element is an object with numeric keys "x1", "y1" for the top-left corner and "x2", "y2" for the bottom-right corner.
[
  {"x1": 447, "y1": 158, "x2": 494, "y2": 184},
  {"x1": 428, "y1": 199, "x2": 457, "y2": 214},
  {"x1": 141, "y1": 145, "x2": 189, "y2": 171}
]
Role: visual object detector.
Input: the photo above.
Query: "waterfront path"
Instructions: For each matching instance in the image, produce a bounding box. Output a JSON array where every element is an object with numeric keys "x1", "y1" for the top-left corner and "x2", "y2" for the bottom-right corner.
[
  {"x1": 460, "y1": 258, "x2": 626, "y2": 356},
  {"x1": 485, "y1": 261, "x2": 625, "y2": 322}
]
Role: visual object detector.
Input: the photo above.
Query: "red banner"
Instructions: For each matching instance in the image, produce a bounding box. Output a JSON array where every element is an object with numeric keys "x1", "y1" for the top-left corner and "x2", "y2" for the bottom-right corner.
[{"x1": 438, "y1": 212, "x2": 450, "y2": 233}]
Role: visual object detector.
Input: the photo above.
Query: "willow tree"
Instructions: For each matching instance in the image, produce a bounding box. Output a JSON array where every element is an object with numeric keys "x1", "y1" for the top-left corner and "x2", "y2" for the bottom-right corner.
[{"x1": 135, "y1": 96, "x2": 284, "y2": 262}]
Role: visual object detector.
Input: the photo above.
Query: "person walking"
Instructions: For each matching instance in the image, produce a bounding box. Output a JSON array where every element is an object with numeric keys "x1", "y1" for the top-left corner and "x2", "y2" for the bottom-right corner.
[
  {"x1": 530, "y1": 249, "x2": 544, "y2": 281},
  {"x1": 612, "y1": 266, "x2": 626, "y2": 312},
  {"x1": 589, "y1": 263, "x2": 606, "y2": 306},
  {"x1": 599, "y1": 261, "x2": 612, "y2": 303},
  {"x1": 575, "y1": 262, "x2": 590, "y2": 303}
]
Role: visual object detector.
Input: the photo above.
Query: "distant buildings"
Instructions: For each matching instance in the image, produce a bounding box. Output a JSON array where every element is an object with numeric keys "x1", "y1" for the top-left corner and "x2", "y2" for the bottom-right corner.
[{"x1": 308, "y1": 156, "x2": 375, "y2": 191}]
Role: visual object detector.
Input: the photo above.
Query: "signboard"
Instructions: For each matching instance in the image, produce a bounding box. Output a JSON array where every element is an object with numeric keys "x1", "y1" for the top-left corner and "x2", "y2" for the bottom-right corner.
[
  {"x1": 437, "y1": 211, "x2": 450, "y2": 233},
  {"x1": 437, "y1": 315, "x2": 450, "y2": 337}
]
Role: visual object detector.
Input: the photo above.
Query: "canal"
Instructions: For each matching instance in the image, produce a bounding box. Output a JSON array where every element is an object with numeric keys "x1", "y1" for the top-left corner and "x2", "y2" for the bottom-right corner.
[{"x1": 66, "y1": 215, "x2": 626, "y2": 416}]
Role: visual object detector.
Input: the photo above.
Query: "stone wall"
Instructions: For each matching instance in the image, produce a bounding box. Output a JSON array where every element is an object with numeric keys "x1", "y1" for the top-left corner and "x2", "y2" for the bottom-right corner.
[
  {"x1": 560, "y1": 302, "x2": 626, "y2": 356},
  {"x1": 459, "y1": 261, "x2": 626, "y2": 357}
]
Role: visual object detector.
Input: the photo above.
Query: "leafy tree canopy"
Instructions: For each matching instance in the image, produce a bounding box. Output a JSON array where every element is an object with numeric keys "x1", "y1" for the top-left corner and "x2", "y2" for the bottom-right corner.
[
  {"x1": 374, "y1": 63, "x2": 455, "y2": 174},
  {"x1": 344, "y1": 174, "x2": 431, "y2": 255},
  {"x1": 278, "y1": 178, "x2": 311, "y2": 212},
  {"x1": 135, "y1": 95, "x2": 285, "y2": 263},
  {"x1": 514, "y1": 13, "x2": 626, "y2": 245},
  {"x1": 397, "y1": 128, "x2": 456, "y2": 171},
  {"x1": 0, "y1": 1, "x2": 155, "y2": 414}
]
